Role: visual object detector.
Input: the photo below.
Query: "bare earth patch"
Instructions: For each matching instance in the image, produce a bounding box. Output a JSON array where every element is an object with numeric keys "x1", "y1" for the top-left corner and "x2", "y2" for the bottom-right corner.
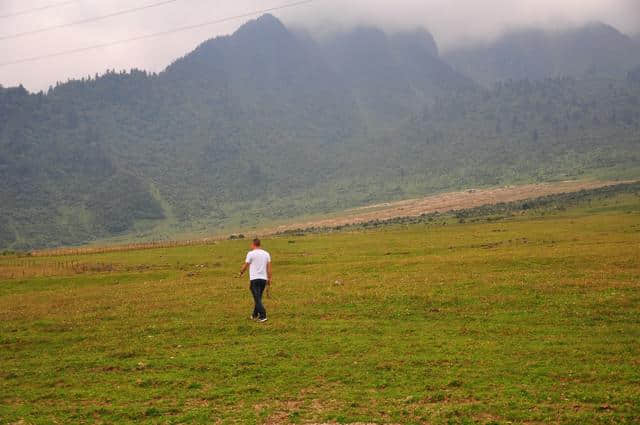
[{"x1": 269, "y1": 180, "x2": 631, "y2": 233}]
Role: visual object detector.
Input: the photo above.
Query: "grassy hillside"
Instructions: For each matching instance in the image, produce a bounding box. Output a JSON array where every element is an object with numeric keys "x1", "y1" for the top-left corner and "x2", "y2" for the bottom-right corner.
[{"x1": 1, "y1": 187, "x2": 638, "y2": 424}]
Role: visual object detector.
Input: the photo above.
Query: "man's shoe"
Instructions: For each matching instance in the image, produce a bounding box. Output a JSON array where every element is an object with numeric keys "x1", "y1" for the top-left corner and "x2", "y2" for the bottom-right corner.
[
  {"x1": 250, "y1": 316, "x2": 257, "y2": 320},
  {"x1": 257, "y1": 317, "x2": 268, "y2": 323}
]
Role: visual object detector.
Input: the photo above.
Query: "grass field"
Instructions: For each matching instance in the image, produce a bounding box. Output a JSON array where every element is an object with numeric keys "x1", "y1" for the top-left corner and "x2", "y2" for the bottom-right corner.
[{"x1": 1, "y1": 192, "x2": 639, "y2": 424}]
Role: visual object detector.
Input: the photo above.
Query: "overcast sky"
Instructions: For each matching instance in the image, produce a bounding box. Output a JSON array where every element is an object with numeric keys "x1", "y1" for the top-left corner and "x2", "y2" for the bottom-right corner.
[{"x1": 1, "y1": 0, "x2": 639, "y2": 91}]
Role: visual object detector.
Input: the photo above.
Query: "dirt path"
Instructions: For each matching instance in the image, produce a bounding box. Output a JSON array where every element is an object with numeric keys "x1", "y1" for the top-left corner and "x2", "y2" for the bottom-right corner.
[{"x1": 268, "y1": 180, "x2": 631, "y2": 233}]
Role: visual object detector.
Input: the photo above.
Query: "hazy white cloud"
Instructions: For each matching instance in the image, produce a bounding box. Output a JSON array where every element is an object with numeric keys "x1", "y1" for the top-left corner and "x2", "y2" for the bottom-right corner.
[
  {"x1": 289, "y1": 0, "x2": 640, "y2": 45},
  {"x1": 1, "y1": 0, "x2": 638, "y2": 91}
]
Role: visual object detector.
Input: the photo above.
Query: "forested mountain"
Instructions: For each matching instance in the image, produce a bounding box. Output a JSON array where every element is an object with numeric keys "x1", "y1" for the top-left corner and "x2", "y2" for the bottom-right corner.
[
  {"x1": 319, "y1": 27, "x2": 475, "y2": 126},
  {"x1": 1, "y1": 15, "x2": 639, "y2": 250},
  {"x1": 444, "y1": 23, "x2": 640, "y2": 86}
]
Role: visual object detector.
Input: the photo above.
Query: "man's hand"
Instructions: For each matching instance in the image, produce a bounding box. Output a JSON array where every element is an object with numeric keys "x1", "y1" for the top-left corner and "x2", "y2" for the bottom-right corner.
[{"x1": 266, "y1": 279, "x2": 272, "y2": 298}]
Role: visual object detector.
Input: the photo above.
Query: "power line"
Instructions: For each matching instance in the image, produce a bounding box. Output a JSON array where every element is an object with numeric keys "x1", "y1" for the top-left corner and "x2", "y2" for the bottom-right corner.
[
  {"x1": 0, "y1": 0, "x2": 81, "y2": 20},
  {"x1": 0, "y1": 0, "x2": 318, "y2": 67},
  {"x1": 0, "y1": 0, "x2": 183, "y2": 41}
]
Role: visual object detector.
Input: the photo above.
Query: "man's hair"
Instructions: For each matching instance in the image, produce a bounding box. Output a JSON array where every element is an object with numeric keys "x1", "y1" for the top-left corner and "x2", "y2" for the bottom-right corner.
[{"x1": 253, "y1": 238, "x2": 261, "y2": 247}]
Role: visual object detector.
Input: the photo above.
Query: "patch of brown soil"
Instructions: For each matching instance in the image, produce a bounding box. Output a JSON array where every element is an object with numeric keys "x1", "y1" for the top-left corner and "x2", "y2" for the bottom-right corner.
[{"x1": 269, "y1": 180, "x2": 631, "y2": 232}]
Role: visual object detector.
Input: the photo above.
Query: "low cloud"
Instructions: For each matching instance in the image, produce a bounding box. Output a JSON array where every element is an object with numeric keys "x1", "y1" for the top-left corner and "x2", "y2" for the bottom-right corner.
[{"x1": 1, "y1": 0, "x2": 638, "y2": 91}]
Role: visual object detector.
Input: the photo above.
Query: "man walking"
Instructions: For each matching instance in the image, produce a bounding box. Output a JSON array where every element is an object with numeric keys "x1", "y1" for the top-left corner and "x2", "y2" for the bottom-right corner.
[{"x1": 238, "y1": 238, "x2": 272, "y2": 323}]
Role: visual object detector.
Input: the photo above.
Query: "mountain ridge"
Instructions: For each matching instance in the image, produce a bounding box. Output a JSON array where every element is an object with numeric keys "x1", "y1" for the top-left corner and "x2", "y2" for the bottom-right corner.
[{"x1": 444, "y1": 22, "x2": 640, "y2": 86}]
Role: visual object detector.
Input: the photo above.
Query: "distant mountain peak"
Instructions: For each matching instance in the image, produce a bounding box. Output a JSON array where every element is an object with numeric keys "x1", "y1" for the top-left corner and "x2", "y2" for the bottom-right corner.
[
  {"x1": 234, "y1": 13, "x2": 288, "y2": 38},
  {"x1": 391, "y1": 27, "x2": 439, "y2": 57},
  {"x1": 167, "y1": 13, "x2": 295, "y2": 72},
  {"x1": 579, "y1": 21, "x2": 623, "y2": 33}
]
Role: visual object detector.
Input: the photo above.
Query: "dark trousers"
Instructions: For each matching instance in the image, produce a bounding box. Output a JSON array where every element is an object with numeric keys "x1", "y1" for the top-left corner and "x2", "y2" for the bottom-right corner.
[{"x1": 250, "y1": 279, "x2": 267, "y2": 319}]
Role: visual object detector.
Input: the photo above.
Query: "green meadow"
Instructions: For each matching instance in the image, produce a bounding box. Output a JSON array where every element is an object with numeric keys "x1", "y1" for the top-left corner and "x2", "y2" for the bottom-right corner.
[{"x1": 1, "y1": 190, "x2": 639, "y2": 424}]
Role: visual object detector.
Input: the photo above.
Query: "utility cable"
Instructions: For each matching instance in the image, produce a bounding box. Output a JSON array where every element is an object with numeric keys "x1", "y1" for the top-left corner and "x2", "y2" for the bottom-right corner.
[
  {"x1": 0, "y1": 0, "x2": 318, "y2": 67},
  {"x1": 0, "y1": 0, "x2": 183, "y2": 41},
  {"x1": 0, "y1": 0, "x2": 81, "y2": 20}
]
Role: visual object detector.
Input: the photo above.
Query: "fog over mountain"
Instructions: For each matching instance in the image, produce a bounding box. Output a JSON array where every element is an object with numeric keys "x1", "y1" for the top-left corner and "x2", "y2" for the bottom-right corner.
[
  {"x1": 444, "y1": 22, "x2": 640, "y2": 86},
  {"x1": 291, "y1": 0, "x2": 640, "y2": 48},
  {"x1": 1, "y1": 0, "x2": 639, "y2": 91}
]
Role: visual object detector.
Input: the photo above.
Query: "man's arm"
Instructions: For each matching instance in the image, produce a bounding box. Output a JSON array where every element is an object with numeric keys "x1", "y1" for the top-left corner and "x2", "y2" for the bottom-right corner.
[
  {"x1": 238, "y1": 262, "x2": 249, "y2": 278},
  {"x1": 267, "y1": 262, "x2": 272, "y2": 285}
]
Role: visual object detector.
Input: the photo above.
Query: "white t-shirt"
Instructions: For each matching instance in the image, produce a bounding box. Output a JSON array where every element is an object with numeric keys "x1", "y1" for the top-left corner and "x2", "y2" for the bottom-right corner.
[{"x1": 245, "y1": 249, "x2": 271, "y2": 281}]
